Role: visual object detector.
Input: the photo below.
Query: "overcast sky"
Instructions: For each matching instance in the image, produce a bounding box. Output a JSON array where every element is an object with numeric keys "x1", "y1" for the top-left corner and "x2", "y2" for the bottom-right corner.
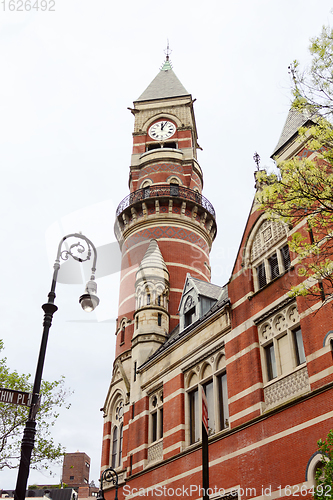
[{"x1": 1, "y1": 0, "x2": 333, "y2": 489}]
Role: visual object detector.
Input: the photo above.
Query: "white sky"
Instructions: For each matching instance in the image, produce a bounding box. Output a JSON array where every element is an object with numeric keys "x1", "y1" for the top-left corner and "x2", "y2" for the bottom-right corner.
[{"x1": 1, "y1": 0, "x2": 332, "y2": 489}]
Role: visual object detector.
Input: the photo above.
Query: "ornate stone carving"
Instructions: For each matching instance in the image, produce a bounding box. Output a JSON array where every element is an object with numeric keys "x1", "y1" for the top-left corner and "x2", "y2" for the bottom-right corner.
[
  {"x1": 148, "y1": 440, "x2": 163, "y2": 463},
  {"x1": 251, "y1": 219, "x2": 287, "y2": 261},
  {"x1": 115, "y1": 400, "x2": 124, "y2": 422},
  {"x1": 261, "y1": 323, "x2": 273, "y2": 340},
  {"x1": 258, "y1": 303, "x2": 300, "y2": 345},
  {"x1": 184, "y1": 295, "x2": 195, "y2": 313},
  {"x1": 264, "y1": 366, "x2": 310, "y2": 409}
]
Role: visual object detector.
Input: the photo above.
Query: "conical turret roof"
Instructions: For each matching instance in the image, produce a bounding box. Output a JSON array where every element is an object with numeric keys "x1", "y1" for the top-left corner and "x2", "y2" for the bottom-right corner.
[
  {"x1": 135, "y1": 58, "x2": 190, "y2": 102},
  {"x1": 138, "y1": 239, "x2": 168, "y2": 273},
  {"x1": 271, "y1": 105, "x2": 317, "y2": 158}
]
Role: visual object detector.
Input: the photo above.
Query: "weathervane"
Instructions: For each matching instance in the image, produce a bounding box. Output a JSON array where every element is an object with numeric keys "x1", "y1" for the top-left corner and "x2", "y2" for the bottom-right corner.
[
  {"x1": 288, "y1": 62, "x2": 298, "y2": 90},
  {"x1": 164, "y1": 40, "x2": 172, "y2": 61},
  {"x1": 253, "y1": 151, "x2": 261, "y2": 170}
]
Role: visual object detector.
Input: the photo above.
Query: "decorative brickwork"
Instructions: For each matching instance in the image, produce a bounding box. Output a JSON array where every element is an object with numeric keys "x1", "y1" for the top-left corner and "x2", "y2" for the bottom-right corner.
[
  {"x1": 140, "y1": 163, "x2": 183, "y2": 176},
  {"x1": 123, "y1": 226, "x2": 209, "y2": 251}
]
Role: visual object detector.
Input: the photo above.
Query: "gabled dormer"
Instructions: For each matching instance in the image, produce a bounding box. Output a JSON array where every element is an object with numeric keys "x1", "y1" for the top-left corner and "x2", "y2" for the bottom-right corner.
[{"x1": 179, "y1": 274, "x2": 226, "y2": 332}]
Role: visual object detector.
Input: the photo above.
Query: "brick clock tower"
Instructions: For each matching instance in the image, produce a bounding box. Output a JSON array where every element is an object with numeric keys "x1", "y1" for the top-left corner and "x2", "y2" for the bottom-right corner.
[
  {"x1": 101, "y1": 57, "x2": 333, "y2": 500},
  {"x1": 102, "y1": 56, "x2": 217, "y2": 480}
]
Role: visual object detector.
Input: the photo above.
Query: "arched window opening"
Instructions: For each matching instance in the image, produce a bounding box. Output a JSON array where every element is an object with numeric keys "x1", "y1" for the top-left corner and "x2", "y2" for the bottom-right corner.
[
  {"x1": 111, "y1": 426, "x2": 118, "y2": 468},
  {"x1": 119, "y1": 424, "x2": 123, "y2": 467}
]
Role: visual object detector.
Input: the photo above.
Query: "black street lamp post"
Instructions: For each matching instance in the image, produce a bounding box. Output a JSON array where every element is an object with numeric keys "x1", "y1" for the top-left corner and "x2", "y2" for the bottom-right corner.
[
  {"x1": 97, "y1": 467, "x2": 119, "y2": 500},
  {"x1": 14, "y1": 233, "x2": 99, "y2": 500}
]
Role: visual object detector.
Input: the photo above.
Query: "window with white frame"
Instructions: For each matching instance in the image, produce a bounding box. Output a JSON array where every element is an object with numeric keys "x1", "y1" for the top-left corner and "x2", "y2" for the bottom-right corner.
[
  {"x1": 149, "y1": 389, "x2": 163, "y2": 444},
  {"x1": 248, "y1": 219, "x2": 291, "y2": 291},
  {"x1": 255, "y1": 243, "x2": 291, "y2": 290},
  {"x1": 186, "y1": 352, "x2": 228, "y2": 445},
  {"x1": 258, "y1": 303, "x2": 306, "y2": 382},
  {"x1": 257, "y1": 302, "x2": 310, "y2": 409},
  {"x1": 110, "y1": 398, "x2": 124, "y2": 468}
]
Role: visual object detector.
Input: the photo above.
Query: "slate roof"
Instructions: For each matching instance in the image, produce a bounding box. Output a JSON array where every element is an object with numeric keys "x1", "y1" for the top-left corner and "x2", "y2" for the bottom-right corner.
[
  {"x1": 190, "y1": 276, "x2": 227, "y2": 300},
  {"x1": 135, "y1": 59, "x2": 190, "y2": 102},
  {"x1": 271, "y1": 106, "x2": 317, "y2": 157}
]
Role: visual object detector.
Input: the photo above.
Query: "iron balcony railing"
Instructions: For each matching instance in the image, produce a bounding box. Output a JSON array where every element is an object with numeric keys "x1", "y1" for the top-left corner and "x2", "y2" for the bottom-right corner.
[{"x1": 116, "y1": 184, "x2": 216, "y2": 218}]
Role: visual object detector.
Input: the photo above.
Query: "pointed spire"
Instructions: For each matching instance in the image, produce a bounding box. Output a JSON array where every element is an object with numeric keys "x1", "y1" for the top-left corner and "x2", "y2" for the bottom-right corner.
[
  {"x1": 135, "y1": 49, "x2": 190, "y2": 102},
  {"x1": 271, "y1": 105, "x2": 317, "y2": 158},
  {"x1": 138, "y1": 239, "x2": 168, "y2": 274}
]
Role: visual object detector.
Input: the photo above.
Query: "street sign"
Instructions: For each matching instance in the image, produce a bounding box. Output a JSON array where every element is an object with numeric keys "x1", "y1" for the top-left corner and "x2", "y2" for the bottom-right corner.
[
  {"x1": 0, "y1": 388, "x2": 32, "y2": 406},
  {"x1": 202, "y1": 389, "x2": 209, "y2": 435}
]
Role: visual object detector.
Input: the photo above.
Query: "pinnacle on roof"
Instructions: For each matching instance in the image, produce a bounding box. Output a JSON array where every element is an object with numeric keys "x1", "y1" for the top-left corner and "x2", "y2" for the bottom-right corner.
[
  {"x1": 138, "y1": 239, "x2": 168, "y2": 273},
  {"x1": 135, "y1": 57, "x2": 190, "y2": 102},
  {"x1": 271, "y1": 105, "x2": 317, "y2": 158}
]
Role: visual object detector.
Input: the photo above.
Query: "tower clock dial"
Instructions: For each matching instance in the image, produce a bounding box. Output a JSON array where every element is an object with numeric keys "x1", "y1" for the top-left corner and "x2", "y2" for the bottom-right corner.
[{"x1": 148, "y1": 121, "x2": 176, "y2": 141}]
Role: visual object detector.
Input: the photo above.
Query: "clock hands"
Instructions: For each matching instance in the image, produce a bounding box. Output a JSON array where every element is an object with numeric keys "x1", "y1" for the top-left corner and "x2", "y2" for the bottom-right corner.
[{"x1": 148, "y1": 121, "x2": 175, "y2": 140}]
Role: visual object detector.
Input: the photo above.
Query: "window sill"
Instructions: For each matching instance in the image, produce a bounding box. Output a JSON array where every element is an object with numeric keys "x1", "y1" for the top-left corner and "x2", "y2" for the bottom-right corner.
[{"x1": 264, "y1": 362, "x2": 306, "y2": 388}]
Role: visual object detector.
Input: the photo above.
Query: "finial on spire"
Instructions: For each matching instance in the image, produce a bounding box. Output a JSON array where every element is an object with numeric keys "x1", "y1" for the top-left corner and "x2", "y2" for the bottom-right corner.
[
  {"x1": 160, "y1": 41, "x2": 173, "y2": 71},
  {"x1": 253, "y1": 151, "x2": 261, "y2": 171},
  {"x1": 165, "y1": 39, "x2": 172, "y2": 61},
  {"x1": 288, "y1": 62, "x2": 299, "y2": 93}
]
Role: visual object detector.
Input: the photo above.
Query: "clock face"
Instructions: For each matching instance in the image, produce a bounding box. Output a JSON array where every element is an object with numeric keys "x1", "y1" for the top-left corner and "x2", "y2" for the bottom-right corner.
[{"x1": 148, "y1": 120, "x2": 176, "y2": 141}]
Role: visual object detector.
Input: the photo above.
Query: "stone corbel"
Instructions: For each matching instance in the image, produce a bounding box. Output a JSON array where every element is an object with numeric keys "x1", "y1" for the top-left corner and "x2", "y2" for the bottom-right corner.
[
  {"x1": 155, "y1": 200, "x2": 160, "y2": 215},
  {"x1": 142, "y1": 202, "x2": 147, "y2": 217},
  {"x1": 131, "y1": 207, "x2": 137, "y2": 221}
]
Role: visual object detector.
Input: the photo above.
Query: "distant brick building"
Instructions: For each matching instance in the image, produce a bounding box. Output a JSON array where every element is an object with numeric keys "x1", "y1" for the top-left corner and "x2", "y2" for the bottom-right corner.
[
  {"x1": 100, "y1": 57, "x2": 333, "y2": 500},
  {"x1": 62, "y1": 452, "x2": 90, "y2": 489}
]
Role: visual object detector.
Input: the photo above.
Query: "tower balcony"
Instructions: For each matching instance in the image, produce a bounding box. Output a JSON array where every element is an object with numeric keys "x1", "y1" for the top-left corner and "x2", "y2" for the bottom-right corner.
[
  {"x1": 116, "y1": 184, "x2": 215, "y2": 218},
  {"x1": 115, "y1": 184, "x2": 217, "y2": 245}
]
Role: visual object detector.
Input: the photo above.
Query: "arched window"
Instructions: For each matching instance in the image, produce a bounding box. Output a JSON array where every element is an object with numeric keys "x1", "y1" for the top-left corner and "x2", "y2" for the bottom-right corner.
[
  {"x1": 186, "y1": 351, "x2": 228, "y2": 446},
  {"x1": 119, "y1": 423, "x2": 123, "y2": 466},
  {"x1": 110, "y1": 397, "x2": 124, "y2": 469},
  {"x1": 111, "y1": 426, "x2": 118, "y2": 468},
  {"x1": 120, "y1": 325, "x2": 125, "y2": 344}
]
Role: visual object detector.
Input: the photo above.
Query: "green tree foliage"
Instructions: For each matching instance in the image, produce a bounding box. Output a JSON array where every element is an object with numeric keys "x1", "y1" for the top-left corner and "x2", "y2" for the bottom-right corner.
[
  {"x1": 257, "y1": 24, "x2": 333, "y2": 303},
  {"x1": 314, "y1": 430, "x2": 333, "y2": 500},
  {"x1": 0, "y1": 340, "x2": 72, "y2": 472}
]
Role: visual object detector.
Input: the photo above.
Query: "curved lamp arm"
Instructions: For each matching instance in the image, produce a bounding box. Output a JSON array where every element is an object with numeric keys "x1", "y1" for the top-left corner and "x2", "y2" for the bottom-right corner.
[
  {"x1": 14, "y1": 233, "x2": 99, "y2": 500},
  {"x1": 97, "y1": 467, "x2": 119, "y2": 500},
  {"x1": 50, "y1": 233, "x2": 98, "y2": 310}
]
